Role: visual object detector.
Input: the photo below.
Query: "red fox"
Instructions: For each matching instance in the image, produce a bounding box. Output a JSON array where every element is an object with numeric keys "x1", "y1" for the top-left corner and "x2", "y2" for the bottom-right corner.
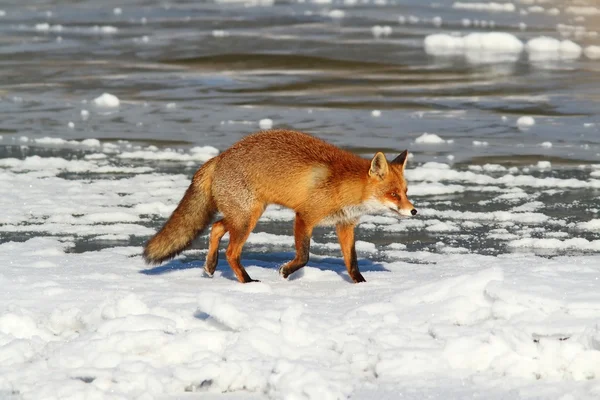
[{"x1": 143, "y1": 129, "x2": 416, "y2": 283}]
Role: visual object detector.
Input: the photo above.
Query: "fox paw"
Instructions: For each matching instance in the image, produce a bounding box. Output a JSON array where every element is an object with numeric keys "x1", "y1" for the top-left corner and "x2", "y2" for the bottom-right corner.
[
  {"x1": 203, "y1": 266, "x2": 214, "y2": 278},
  {"x1": 279, "y1": 266, "x2": 290, "y2": 279}
]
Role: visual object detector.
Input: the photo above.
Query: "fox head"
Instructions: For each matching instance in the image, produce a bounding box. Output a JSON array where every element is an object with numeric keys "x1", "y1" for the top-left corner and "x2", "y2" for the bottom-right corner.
[{"x1": 367, "y1": 150, "x2": 417, "y2": 217}]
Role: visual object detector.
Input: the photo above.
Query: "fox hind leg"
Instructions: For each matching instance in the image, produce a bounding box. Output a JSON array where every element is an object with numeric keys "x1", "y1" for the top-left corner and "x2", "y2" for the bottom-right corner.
[
  {"x1": 204, "y1": 219, "x2": 227, "y2": 277},
  {"x1": 224, "y1": 205, "x2": 264, "y2": 283},
  {"x1": 280, "y1": 214, "x2": 313, "y2": 279}
]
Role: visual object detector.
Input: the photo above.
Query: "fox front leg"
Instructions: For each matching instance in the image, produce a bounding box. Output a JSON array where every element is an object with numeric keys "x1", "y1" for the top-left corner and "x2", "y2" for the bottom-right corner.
[{"x1": 336, "y1": 223, "x2": 366, "y2": 283}]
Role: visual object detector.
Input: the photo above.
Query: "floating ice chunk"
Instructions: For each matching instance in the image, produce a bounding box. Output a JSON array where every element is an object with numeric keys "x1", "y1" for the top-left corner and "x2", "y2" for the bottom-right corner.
[
  {"x1": 547, "y1": 8, "x2": 560, "y2": 16},
  {"x1": 328, "y1": 9, "x2": 345, "y2": 19},
  {"x1": 35, "y1": 23, "x2": 63, "y2": 32},
  {"x1": 424, "y1": 34, "x2": 465, "y2": 55},
  {"x1": 432, "y1": 16, "x2": 442, "y2": 27},
  {"x1": 528, "y1": 6, "x2": 544, "y2": 13},
  {"x1": 113, "y1": 7, "x2": 122, "y2": 15},
  {"x1": 519, "y1": 22, "x2": 527, "y2": 31},
  {"x1": 577, "y1": 219, "x2": 600, "y2": 232},
  {"x1": 516, "y1": 116, "x2": 535, "y2": 130},
  {"x1": 212, "y1": 30, "x2": 229, "y2": 37},
  {"x1": 80, "y1": 109, "x2": 89, "y2": 120},
  {"x1": 81, "y1": 139, "x2": 101, "y2": 147},
  {"x1": 526, "y1": 37, "x2": 582, "y2": 60},
  {"x1": 93, "y1": 93, "x2": 120, "y2": 108},
  {"x1": 462, "y1": 18, "x2": 471, "y2": 27},
  {"x1": 536, "y1": 161, "x2": 551, "y2": 169},
  {"x1": 565, "y1": 6, "x2": 600, "y2": 16},
  {"x1": 508, "y1": 237, "x2": 600, "y2": 250},
  {"x1": 372, "y1": 25, "x2": 392, "y2": 38},
  {"x1": 415, "y1": 132, "x2": 446, "y2": 144},
  {"x1": 463, "y1": 32, "x2": 523, "y2": 53},
  {"x1": 0, "y1": 10, "x2": 5, "y2": 17},
  {"x1": 68, "y1": 122, "x2": 74, "y2": 129},
  {"x1": 371, "y1": 110, "x2": 381, "y2": 117},
  {"x1": 584, "y1": 45, "x2": 600, "y2": 59},
  {"x1": 473, "y1": 140, "x2": 489, "y2": 146},
  {"x1": 408, "y1": 15, "x2": 419, "y2": 24},
  {"x1": 452, "y1": 2, "x2": 515, "y2": 12},
  {"x1": 259, "y1": 118, "x2": 273, "y2": 129},
  {"x1": 34, "y1": 137, "x2": 67, "y2": 145},
  {"x1": 398, "y1": 15, "x2": 406, "y2": 24},
  {"x1": 540, "y1": 141, "x2": 552, "y2": 148},
  {"x1": 424, "y1": 32, "x2": 523, "y2": 63},
  {"x1": 166, "y1": 102, "x2": 176, "y2": 109},
  {"x1": 93, "y1": 25, "x2": 118, "y2": 34}
]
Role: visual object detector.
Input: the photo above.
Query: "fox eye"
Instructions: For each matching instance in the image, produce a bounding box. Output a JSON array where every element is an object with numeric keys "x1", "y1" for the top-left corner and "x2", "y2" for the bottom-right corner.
[{"x1": 391, "y1": 192, "x2": 399, "y2": 198}]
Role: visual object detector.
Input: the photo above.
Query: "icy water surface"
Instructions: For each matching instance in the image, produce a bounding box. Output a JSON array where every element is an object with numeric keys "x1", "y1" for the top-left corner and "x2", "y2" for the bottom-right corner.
[{"x1": 1, "y1": 0, "x2": 599, "y2": 258}]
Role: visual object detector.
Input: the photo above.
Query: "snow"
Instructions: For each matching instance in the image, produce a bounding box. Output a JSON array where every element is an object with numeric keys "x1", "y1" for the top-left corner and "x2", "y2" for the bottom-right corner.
[
  {"x1": 93, "y1": 93, "x2": 120, "y2": 108},
  {"x1": 1, "y1": 142, "x2": 600, "y2": 399},
  {"x1": 371, "y1": 110, "x2": 381, "y2": 117}
]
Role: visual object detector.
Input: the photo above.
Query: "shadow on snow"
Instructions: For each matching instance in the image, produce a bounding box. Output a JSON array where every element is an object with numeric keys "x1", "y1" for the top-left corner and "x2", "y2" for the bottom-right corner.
[{"x1": 139, "y1": 250, "x2": 389, "y2": 282}]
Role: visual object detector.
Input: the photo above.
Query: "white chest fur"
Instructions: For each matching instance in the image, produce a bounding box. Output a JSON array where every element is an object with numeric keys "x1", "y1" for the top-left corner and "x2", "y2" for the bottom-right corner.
[{"x1": 318, "y1": 199, "x2": 390, "y2": 226}]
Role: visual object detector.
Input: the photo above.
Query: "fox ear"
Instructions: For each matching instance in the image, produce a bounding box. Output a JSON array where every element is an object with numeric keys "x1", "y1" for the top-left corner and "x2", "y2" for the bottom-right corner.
[
  {"x1": 392, "y1": 150, "x2": 409, "y2": 170},
  {"x1": 369, "y1": 152, "x2": 389, "y2": 180}
]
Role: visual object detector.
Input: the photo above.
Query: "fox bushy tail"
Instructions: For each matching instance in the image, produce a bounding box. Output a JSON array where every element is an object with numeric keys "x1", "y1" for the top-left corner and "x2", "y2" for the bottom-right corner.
[{"x1": 143, "y1": 158, "x2": 218, "y2": 264}]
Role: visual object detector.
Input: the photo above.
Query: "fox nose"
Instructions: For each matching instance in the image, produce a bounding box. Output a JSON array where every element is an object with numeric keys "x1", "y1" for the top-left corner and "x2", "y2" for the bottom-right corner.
[{"x1": 411, "y1": 209, "x2": 417, "y2": 216}]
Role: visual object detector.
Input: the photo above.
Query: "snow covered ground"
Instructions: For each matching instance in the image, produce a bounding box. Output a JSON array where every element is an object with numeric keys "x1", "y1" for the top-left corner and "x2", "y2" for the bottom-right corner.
[{"x1": 1, "y1": 139, "x2": 599, "y2": 399}]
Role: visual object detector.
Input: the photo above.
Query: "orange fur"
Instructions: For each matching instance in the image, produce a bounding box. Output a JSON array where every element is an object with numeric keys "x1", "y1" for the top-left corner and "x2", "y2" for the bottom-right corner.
[{"x1": 143, "y1": 129, "x2": 416, "y2": 283}]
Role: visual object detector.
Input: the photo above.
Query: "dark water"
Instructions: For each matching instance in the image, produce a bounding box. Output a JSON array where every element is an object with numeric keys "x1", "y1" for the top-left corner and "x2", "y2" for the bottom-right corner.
[{"x1": 1, "y1": 0, "x2": 599, "y2": 259}]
